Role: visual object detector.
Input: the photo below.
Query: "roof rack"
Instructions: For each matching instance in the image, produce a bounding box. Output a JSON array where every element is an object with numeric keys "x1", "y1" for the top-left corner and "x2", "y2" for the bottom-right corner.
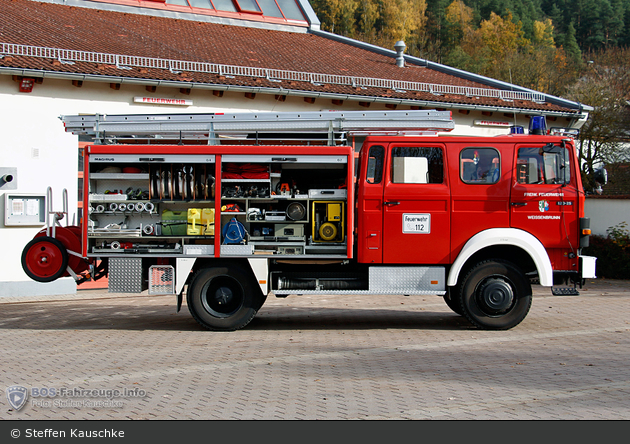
[{"x1": 61, "y1": 110, "x2": 454, "y2": 145}]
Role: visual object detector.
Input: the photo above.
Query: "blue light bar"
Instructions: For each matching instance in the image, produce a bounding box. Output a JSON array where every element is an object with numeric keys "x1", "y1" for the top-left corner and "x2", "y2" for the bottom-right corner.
[{"x1": 529, "y1": 116, "x2": 547, "y2": 135}]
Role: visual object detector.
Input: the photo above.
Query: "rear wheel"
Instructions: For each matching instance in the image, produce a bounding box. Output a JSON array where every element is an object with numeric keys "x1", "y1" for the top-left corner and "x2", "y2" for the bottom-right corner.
[
  {"x1": 458, "y1": 259, "x2": 532, "y2": 330},
  {"x1": 187, "y1": 265, "x2": 263, "y2": 331}
]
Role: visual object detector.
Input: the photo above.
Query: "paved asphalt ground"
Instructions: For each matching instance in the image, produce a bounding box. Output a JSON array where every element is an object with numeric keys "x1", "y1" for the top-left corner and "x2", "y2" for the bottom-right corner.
[{"x1": 0, "y1": 279, "x2": 628, "y2": 420}]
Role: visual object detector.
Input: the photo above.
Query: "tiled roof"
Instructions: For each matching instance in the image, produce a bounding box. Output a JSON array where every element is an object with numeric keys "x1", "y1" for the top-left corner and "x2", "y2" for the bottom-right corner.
[
  {"x1": 597, "y1": 163, "x2": 630, "y2": 197},
  {"x1": 0, "y1": 0, "x2": 579, "y2": 114}
]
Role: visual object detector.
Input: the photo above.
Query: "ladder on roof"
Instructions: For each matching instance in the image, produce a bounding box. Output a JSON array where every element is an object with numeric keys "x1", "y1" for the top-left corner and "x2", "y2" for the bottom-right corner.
[{"x1": 61, "y1": 110, "x2": 454, "y2": 145}]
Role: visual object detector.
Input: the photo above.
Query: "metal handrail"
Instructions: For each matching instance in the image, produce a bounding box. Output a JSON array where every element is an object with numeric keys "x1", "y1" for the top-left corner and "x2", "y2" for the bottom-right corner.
[
  {"x1": 45, "y1": 186, "x2": 69, "y2": 237},
  {"x1": 1, "y1": 42, "x2": 546, "y2": 103}
]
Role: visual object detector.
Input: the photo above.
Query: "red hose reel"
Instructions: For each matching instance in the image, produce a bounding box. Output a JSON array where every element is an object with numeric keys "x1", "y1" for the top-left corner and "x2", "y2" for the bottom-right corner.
[{"x1": 21, "y1": 226, "x2": 90, "y2": 283}]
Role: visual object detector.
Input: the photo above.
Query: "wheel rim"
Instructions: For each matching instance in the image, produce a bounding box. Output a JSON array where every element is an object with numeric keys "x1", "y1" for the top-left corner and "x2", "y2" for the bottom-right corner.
[
  {"x1": 35, "y1": 227, "x2": 83, "y2": 275},
  {"x1": 25, "y1": 241, "x2": 65, "y2": 279},
  {"x1": 200, "y1": 275, "x2": 244, "y2": 318},
  {"x1": 475, "y1": 277, "x2": 515, "y2": 316}
]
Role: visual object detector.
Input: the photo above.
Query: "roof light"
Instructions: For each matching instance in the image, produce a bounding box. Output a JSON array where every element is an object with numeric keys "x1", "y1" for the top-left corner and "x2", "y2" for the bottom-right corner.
[
  {"x1": 529, "y1": 116, "x2": 547, "y2": 135},
  {"x1": 510, "y1": 125, "x2": 524, "y2": 134},
  {"x1": 550, "y1": 127, "x2": 579, "y2": 138}
]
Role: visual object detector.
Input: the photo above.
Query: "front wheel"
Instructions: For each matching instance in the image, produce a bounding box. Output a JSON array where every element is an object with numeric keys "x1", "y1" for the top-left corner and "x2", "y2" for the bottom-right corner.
[
  {"x1": 443, "y1": 289, "x2": 463, "y2": 315},
  {"x1": 458, "y1": 259, "x2": 532, "y2": 330},
  {"x1": 187, "y1": 265, "x2": 263, "y2": 331}
]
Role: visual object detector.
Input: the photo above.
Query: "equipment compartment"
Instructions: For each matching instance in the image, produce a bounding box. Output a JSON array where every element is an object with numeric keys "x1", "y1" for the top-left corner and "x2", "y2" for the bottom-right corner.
[
  {"x1": 85, "y1": 149, "x2": 350, "y2": 259},
  {"x1": 86, "y1": 155, "x2": 216, "y2": 257}
]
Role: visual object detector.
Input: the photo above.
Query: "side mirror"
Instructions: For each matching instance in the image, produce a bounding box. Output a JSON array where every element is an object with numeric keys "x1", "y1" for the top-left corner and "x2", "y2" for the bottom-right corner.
[{"x1": 594, "y1": 167, "x2": 608, "y2": 186}]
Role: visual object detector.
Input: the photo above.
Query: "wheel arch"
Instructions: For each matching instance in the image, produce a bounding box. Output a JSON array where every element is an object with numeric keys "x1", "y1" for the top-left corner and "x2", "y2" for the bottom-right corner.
[
  {"x1": 185, "y1": 257, "x2": 270, "y2": 330},
  {"x1": 447, "y1": 228, "x2": 553, "y2": 287},
  {"x1": 185, "y1": 258, "x2": 267, "y2": 293}
]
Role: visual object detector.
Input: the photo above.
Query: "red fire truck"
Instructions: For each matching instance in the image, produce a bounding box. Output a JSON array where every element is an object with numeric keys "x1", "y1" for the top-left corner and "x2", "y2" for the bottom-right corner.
[{"x1": 21, "y1": 110, "x2": 596, "y2": 331}]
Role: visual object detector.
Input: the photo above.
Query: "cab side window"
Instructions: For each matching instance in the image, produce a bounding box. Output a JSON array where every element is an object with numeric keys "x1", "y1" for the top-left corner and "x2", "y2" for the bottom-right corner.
[
  {"x1": 366, "y1": 145, "x2": 384, "y2": 184},
  {"x1": 460, "y1": 147, "x2": 500, "y2": 184},
  {"x1": 517, "y1": 146, "x2": 571, "y2": 185},
  {"x1": 391, "y1": 147, "x2": 444, "y2": 184}
]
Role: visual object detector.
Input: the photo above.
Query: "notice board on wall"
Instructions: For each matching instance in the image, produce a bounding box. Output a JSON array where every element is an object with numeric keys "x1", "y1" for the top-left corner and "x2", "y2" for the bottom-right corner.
[{"x1": 4, "y1": 193, "x2": 46, "y2": 226}]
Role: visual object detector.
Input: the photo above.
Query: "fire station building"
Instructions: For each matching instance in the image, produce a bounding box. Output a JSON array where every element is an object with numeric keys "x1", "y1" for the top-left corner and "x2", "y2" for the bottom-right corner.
[{"x1": 0, "y1": 0, "x2": 590, "y2": 297}]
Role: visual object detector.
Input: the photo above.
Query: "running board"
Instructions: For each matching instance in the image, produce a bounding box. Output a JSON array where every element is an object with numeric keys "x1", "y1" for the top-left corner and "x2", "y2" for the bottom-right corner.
[{"x1": 551, "y1": 287, "x2": 580, "y2": 296}]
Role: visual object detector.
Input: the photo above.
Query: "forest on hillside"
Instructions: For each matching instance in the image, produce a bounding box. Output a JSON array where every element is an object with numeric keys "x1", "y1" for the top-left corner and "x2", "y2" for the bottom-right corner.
[
  {"x1": 310, "y1": 0, "x2": 630, "y2": 96},
  {"x1": 310, "y1": 1, "x2": 630, "y2": 192}
]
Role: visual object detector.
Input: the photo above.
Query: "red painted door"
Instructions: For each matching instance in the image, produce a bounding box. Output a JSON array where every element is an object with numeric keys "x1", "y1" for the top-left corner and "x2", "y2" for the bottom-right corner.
[
  {"x1": 357, "y1": 144, "x2": 386, "y2": 264},
  {"x1": 449, "y1": 144, "x2": 512, "y2": 257},
  {"x1": 510, "y1": 142, "x2": 579, "y2": 270},
  {"x1": 381, "y1": 144, "x2": 451, "y2": 264}
]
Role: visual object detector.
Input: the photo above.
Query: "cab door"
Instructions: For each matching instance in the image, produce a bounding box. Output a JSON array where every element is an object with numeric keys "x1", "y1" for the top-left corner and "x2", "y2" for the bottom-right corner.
[
  {"x1": 381, "y1": 144, "x2": 451, "y2": 264},
  {"x1": 510, "y1": 142, "x2": 579, "y2": 268},
  {"x1": 357, "y1": 144, "x2": 386, "y2": 263}
]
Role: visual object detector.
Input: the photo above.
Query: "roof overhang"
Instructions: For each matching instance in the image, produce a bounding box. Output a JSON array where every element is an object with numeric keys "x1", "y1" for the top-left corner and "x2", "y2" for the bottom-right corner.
[
  {"x1": 0, "y1": 66, "x2": 588, "y2": 121},
  {"x1": 311, "y1": 29, "x2": 594, "y2": 113}
]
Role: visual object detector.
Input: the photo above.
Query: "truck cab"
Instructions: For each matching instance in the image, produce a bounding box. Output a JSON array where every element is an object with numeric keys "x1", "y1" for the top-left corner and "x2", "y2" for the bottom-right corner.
[{"x1": 357, "y1": 134, "x2": 594, "y2": 329}]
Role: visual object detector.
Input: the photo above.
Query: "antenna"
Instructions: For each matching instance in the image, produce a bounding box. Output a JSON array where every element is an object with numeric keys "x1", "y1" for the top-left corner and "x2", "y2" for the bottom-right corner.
[{"x1": 509, "y1": 69, "x2": 517, "y2": 127}]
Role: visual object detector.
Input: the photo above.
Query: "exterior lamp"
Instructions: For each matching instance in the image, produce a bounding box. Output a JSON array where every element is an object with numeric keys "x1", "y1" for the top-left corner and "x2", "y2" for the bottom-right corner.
[{"x1": 19, "y1": 78, "x2": 35, "y2": 93}]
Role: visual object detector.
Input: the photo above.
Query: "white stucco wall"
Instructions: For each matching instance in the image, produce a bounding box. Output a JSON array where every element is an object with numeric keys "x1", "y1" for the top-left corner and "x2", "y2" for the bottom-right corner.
[
  {"x1": 584, "y1": 198, "x2": 630, "y2": 237},
  {"x1": 0, "y1": 76, "x2": 291, "y2": 297}
]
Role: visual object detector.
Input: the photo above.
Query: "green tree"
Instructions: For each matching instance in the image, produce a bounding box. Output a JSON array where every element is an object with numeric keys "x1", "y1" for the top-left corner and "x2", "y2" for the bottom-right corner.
[
  {"x1": 445, "y1": 0, "x2": 475, "y2": 42},
  {"x1": 604, "y1": 0, "x2": 625, "y2": 46},
  {"x1": 310, "y1": 0, "x2": 358, "y2": 35},
  {"x1": 355, "y1": 0, "x2": 381, "y2": 40},
  {"x1": 423, "y1": 0, "x2": 452, "y2": 61},
  {"x1": 563, "y1": 22, "x2": 582, "y2": 64},
  {"x1": 381, "y1": 0, "x2": 428, "y2": 52},
  {"x1": 566, "y1": 48, "x2": 630, "y2": 193}
]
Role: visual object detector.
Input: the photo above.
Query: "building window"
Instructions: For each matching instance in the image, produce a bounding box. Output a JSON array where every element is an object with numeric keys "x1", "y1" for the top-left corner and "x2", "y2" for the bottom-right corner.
[
  {"x1": 188, "y1": 0, "x2": 213, "y2": 8},
  {"x1": 211, "y1": 0, "x2": 238, "y2": 12},
  {"x1": 274, "y1": 0, "x2": 304, "y2": 20},
  {"x1": 256, "y1": 0, "x2": 283, "y2": 17},
  {"x1": 234, "y1": 0, "x2": 262, "y2": 13},
  {"x1": 164, "y1": 0, "x2": 305, "y2": 20}
]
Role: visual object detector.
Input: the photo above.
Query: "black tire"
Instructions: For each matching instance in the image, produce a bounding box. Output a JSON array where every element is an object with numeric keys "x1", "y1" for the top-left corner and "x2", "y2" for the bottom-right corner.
[
  {"x1": 254, "y1": 292, "x2": 268, "y2": 311},
  {"x1": 458, "y1": 259, "x2": 532, "y2": 330},
  {"x1": 187, "y1": 265, "x2": 264, "y2": 331},
  {"x1": 443, "y1": 289, "x2": 463, "y2": 315},
  {"x1": 21, "y1": 236, "x2": 69, "y2": 283}
]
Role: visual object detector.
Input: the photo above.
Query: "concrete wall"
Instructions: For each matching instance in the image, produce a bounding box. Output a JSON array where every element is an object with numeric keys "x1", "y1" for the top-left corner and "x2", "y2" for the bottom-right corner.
[{"x1": 584, "y1": 198, "x2": 630, "y2": 237}]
